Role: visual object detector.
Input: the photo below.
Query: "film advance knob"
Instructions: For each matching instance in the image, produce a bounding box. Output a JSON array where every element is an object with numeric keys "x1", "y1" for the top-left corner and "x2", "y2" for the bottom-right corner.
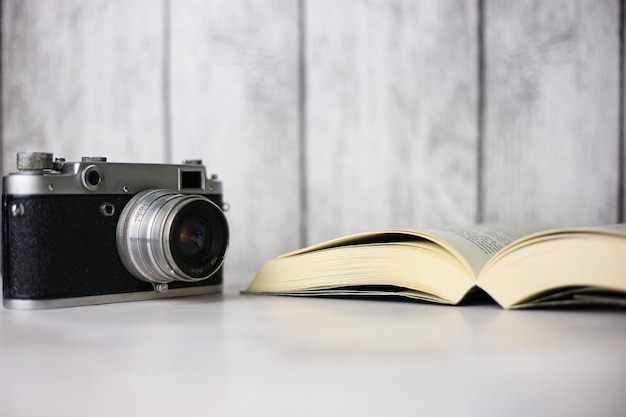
[{"x1": 16, "y1": 152, "x2": 54, "y2": 171}]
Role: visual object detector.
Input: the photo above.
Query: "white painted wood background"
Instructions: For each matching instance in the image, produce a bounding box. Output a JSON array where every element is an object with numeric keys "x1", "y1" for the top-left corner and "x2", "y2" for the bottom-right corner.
[{"x1": 1, "y1": 0, "x2": 623, "y2": 283}]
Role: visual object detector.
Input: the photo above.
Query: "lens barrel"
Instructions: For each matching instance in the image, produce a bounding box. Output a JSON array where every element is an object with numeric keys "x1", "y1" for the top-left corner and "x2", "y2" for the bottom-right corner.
[{"x1": 116, "y1": 189, "x2": 229, "y2": 285}]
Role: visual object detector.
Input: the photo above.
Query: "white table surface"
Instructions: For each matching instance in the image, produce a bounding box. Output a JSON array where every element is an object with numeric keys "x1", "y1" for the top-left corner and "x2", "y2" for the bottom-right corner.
[{"x1": 1, "y1": 274, "x2": 625, "y2": 417}]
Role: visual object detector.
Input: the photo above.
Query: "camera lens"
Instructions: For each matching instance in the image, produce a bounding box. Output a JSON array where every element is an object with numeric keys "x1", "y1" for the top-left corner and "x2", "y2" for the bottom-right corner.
[
  {"x1": 176, "y1": 218, "x2": 207, "y2": 257},
  {"x1": 116, "y1": 189, "x2": 229, "y2": 284}
]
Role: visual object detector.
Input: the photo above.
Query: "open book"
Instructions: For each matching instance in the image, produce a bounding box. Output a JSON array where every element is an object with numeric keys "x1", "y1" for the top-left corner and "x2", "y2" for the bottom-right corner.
[{"x1": 245, "y1": 225, "x2": 626, "y2": 309}]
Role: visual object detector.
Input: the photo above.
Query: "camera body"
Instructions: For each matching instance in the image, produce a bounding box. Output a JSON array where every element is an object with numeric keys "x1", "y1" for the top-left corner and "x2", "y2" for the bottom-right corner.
[{"x1": 2, "y1": 152, "x2": 229, "y2": 309}]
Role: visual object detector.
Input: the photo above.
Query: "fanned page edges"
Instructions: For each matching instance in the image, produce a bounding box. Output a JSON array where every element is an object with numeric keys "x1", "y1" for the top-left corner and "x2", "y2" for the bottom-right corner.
[
  {"x1": 247, "y1": 230, "x2": 480, "y2": 304},
  {"x1": 278, "y1": 230, "x2": 476, "y2": 276},
  {"x1": 478, "y1": 228, "x2": 626, "y2": 308}
]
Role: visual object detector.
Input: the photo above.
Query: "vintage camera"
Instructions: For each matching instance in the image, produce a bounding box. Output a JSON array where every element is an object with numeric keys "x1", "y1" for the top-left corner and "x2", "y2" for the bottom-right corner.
[{"x1": 2, "y1": 152, "x2": 229, "y2": 309}]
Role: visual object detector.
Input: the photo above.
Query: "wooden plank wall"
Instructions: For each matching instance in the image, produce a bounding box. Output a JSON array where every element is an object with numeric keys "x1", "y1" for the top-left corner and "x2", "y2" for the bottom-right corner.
[
  {"x1": 1, "y1": 0, "x2": 623, "y2": 282},
  {"x1": 306, "y1": 0, "x2": 479, "y2": 244},
  {"x1": 483, "y1": 0, "x2": 621, "y2": 225}
]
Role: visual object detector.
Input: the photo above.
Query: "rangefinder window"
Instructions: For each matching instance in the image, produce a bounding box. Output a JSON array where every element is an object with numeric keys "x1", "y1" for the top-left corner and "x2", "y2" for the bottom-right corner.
[
  {"x1": 82, "y1": 165, "x2": 102, "y2": 191},
  {"x1": 180, "y1": 170, "x2": 204, "y2": 190}
]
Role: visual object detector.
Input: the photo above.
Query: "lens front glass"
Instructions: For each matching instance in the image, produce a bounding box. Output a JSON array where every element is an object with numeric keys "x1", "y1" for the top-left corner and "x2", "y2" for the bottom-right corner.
[
  {"x1": 177, "y1": 218, "x2": 209, "y2": 257},
  {"x1": 168, "y1": 200, "x2": 228, "y2": 279}
]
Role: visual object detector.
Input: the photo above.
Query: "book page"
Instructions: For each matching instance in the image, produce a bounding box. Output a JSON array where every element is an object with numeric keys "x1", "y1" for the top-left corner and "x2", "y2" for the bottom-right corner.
[
  {"x1": 412, "y1": 225, "x2": 546, "y2": 278},
  {"x1": 478, "y1": 225, "x2": 626, "y2": 308},
  {"x1": 485, "y1": 224, "x2": 626, "y2": 266},
  {"x1": 279, "y1": 224, "x2": 546, "y2": 280}
]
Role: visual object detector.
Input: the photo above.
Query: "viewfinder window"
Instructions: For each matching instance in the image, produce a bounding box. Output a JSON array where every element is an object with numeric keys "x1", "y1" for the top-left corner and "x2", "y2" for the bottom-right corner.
[{"x1": 180, "y1": 170, "x2": 203, "y2": 190}]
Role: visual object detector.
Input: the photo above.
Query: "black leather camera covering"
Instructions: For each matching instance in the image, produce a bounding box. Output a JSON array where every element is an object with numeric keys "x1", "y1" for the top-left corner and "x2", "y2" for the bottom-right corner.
[{"x1": 2, "y1": 194, "x2": 224, "y2": 300}]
